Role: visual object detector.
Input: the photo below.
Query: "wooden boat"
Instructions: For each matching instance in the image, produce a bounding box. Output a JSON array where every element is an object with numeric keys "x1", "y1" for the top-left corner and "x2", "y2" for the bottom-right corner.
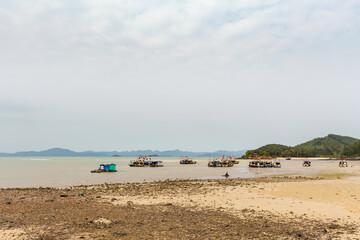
[
  {"x1": 248, "y1": 160, "x2": 261, "y2": 168},
  {"x1": 248, "y1": 160, "x2": 280, "y2": 168},
  {"x1": 129, "y1": 156, "x2": 152, "y2": 167},
  {"x1": 208, "y1": 156, "x2": 239, "y2": 167},
  {"x1": 149, "y1": 161, "x2": 164, "y2": 167},
  {"x1": 272, "y1": 161, "x2": 281, "y2": 168},
  {"x1": 180, "y1": 156, "x2": 197, "y2": 164},
  {"x1": 129, "y1": 160, "x2": 146, "y2": 167},
  {"x1": 302, "y1": 160, "x2": 311, "y2": 167},
  {"x1": 91, "y1": 163, "x2": 117, "y2": 173},
  {"x1": 208, "y1": 160, "x2": 234, "y2": 167},
  {"x1": 248, "y1": 160, "x2": 271, "y2": 168},
  {"x1": 339, "y1": 160, "x2": 348, "y2": 167},
  {"x1": 129, "y1": 156, "x2": 164, "y2": 167}
]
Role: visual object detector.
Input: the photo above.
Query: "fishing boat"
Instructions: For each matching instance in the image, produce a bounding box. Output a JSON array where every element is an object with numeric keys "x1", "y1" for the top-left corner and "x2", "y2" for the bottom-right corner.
[
  {"x1": 91, "y1": 163, "x2": 117, "y2": 173},
  {"x1": 228, "y1": 157, "x2": 239, "y2": 164},
  {"x1": 129, "y1": 156, "x2": 151, "y2": 167},
  {"x1": 248, "y1": 160, "x2": 271, "y2": 168},
  {"x1": 248, "y1": 160, "x2": 281, "y2": 168},
  {"x1": 129, "y1": 156, "x2": 164, "y2": 167},
  {"x1": 129, "y1": 160, "x2": 146, "y2": 167},
  {"x1": 302, "y1": 160, "x2": 311, "y2": 167},
  {"x1": 149, "y1": 161, "x2": 164, "y2": 167},
  {"x1": 339, "y1": 160, "x2": 348, "y2": 167},
  {"x1": 208, "y1": 160, "x2": 234, "y2": 167},
  {"x1": 272, "y1": 161, "x2": 281, "y2": 168},
  {"x1": 180, "y1": 156, "x2": 197, "y2": 164},
  {"x1": 208, "y1": 156, "x2": 235, "y2": 167},
  {"x1": 248, "y1": 160, "x2": 261, "y2": 168}
]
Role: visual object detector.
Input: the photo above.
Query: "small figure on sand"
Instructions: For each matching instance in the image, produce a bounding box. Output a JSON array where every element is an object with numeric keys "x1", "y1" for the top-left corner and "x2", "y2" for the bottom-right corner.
[{"x1": 223, "y1": 172, "x2": 229, "y2": 178}]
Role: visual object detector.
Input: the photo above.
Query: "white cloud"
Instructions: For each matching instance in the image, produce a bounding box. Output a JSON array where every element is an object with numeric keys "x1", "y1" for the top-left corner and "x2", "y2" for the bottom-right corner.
[{"x1": 0, "y1": 0, "x2": 359, "y2": 151}]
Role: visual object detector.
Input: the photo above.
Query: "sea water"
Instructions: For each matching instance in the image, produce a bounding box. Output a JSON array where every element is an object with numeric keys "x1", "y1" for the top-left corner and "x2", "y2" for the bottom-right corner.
[{"x1": 0, "y1": 157, "x2": 355, "y2": 188}]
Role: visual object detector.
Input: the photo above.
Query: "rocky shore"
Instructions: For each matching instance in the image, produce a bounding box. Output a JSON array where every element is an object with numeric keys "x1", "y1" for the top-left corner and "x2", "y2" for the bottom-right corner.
[{"x1": 1, "y1": 177, "x2": 359, "y2": 239}]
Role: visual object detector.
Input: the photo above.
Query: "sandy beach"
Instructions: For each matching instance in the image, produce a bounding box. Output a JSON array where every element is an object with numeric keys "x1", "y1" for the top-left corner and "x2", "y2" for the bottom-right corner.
[{"x1": 1, "y1": 162, "x2": 360, "y2": 239}]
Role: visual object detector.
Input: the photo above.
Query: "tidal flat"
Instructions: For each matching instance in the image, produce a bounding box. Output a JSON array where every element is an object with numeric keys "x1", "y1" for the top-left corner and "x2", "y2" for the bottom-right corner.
[{"x1": 1, "y1": 176, "x2": 360, "y2": 239}]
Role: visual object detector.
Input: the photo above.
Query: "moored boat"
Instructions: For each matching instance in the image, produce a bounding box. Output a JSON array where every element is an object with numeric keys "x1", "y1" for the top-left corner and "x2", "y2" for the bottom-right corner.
[
  {"x1": 91, "y1": 163, "x2": 117, "y2": 173},
  {"x1": 180, "y1": 156, "x2": 197, "y2": 164},
  {"x1": 302, "y1": 160, "x2": 311, "y2": 167},
  {"x1": 129, "y1": 156, "x2": 151, "y2": 167},
  {"x1": 272, "y1": 161, "x2": 281, "y2": 168},
  {"x1": 149, "y1": 161, "x2": 164, "y2": 167},
  {"x1": 208, "y1": 159, "x2": 234, "y2": 167},
  {"x1": 339, "y1": 160, "x2": 348, "y2": 167},
  {"x1": 129, "y1": 156, "x2": 164, "y2": 167},
  {"x1": 248, "y1": 160, "x2": 281, "y2": 168}
]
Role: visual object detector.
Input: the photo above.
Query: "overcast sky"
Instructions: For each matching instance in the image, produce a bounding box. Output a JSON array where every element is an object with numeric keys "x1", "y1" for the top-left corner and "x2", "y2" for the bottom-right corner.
[{"x1": 1, "y1": 0, "x2": 359, "y2": 152}]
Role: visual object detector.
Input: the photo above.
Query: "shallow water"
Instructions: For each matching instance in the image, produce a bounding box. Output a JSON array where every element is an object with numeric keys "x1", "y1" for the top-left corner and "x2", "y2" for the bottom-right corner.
[{"x1": 0, "y1": 157, "x2": 358, "y2": 188}]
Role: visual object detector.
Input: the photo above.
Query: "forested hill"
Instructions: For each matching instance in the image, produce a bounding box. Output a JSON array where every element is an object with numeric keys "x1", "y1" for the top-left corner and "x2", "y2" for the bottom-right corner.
[
  {"x1": 342, "y1": 140, "x2": 360, "y2": 157},
  {"x1": 293, "y1": 134, "x2": 358, "y2": 156},
  {"x1": 242, "y1": 134, "x2": 359, "y2": 158},
  {"x1": 243, "y1": 144, "x2": 290, "y2": 158}
]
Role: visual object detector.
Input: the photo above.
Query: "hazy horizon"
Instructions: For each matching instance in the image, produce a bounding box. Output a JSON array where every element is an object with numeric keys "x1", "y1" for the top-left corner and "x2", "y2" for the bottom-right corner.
[{"x1": 1, "y1": 1, "x2": 359, "y2": 152}]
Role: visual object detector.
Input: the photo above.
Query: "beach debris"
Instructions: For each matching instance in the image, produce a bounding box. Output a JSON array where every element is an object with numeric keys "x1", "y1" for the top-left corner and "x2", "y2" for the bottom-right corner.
[
  {"x1": 94, "y1": 218, "x2": 112, "y2": 225},
  {"x1": 60, "y1": 194, "x2": 68, "y2": 198},
  {"x1": 113, "y1": 232, "x2": 128, "y2": 237},
  {"x1": 45, "y1": 200, "x2": 54, "y2": 203}
]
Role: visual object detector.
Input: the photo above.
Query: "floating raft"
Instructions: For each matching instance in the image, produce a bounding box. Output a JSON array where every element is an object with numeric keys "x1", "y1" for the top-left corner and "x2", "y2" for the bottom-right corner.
[
  {"x1": 208, "y1": 160, "x2": 234, "y2": 167},
  {"x1": 91, "y1": 163, "x2": 117, "y2": 173},
  {"x1": 248, "y1": 160, "x2": 281, "y2": 168},
  {"x1": 129, "y1": 160, "x2": 164, "y2": 167},
  {"x1": 180, "y1": 157, "x2": 197, "y2": 164},
  {"x1": 302, "y1": 161, "x2": 311, "y2": 167}
]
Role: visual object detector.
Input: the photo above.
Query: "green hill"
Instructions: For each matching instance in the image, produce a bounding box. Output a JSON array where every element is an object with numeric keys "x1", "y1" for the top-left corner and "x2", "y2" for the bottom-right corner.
[
  {"x1": 242, "y1": 134, "x2": 359, "y2": 158},
  {"x1": 243, "y1": 144, "x2": 290, "y2": 158},
  {"x1": 342, "y1": 140, "x2": 360, "y2": 157},
  {"x1": 293, "y1": 134, "x2": 359, "y2": 157}
]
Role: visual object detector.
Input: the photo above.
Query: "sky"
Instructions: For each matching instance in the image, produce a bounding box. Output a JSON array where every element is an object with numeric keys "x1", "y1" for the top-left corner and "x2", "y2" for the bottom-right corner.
[{"x1": 1, "y1": 0, "x2": 360, "y2": 152}]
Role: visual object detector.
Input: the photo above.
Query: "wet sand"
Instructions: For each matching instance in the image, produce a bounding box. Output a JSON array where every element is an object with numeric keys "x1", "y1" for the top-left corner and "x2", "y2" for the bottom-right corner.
[{"x1": 1, "y1": 173, "x2": 360, "y2": 239}]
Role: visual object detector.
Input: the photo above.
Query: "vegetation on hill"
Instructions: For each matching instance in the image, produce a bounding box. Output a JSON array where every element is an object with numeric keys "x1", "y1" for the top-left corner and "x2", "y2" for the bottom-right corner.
[
  {"x1": 242, "y1": 134, "x2": 359, "y2": 158},
  {"x1": 293, "y1": 134, "x2": 358, "y2": 157},
  {"x1": 242, "y1": 144, "x2": 290, "y2": 158},
  {"x1": 342, "y1": 140, "x2": 360, "y2": 157}
]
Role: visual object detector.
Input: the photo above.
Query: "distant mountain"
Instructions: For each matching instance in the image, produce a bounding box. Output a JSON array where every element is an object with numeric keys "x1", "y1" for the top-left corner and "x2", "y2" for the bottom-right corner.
[
  {"x1": 12, "y1": 148, "x2": 78, "y2": 157},
  {"x1": 242, "y1": 134, "x2": 359, "y2": 158},
  {"x1": 0, "y1": 148, "x2": 247, "y2": 157}
]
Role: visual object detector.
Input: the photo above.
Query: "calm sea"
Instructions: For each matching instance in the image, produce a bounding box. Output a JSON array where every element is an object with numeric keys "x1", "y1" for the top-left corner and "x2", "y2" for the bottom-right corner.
[{"x1": 0, "y1": 157, "x2": 351, "y2": 188}]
